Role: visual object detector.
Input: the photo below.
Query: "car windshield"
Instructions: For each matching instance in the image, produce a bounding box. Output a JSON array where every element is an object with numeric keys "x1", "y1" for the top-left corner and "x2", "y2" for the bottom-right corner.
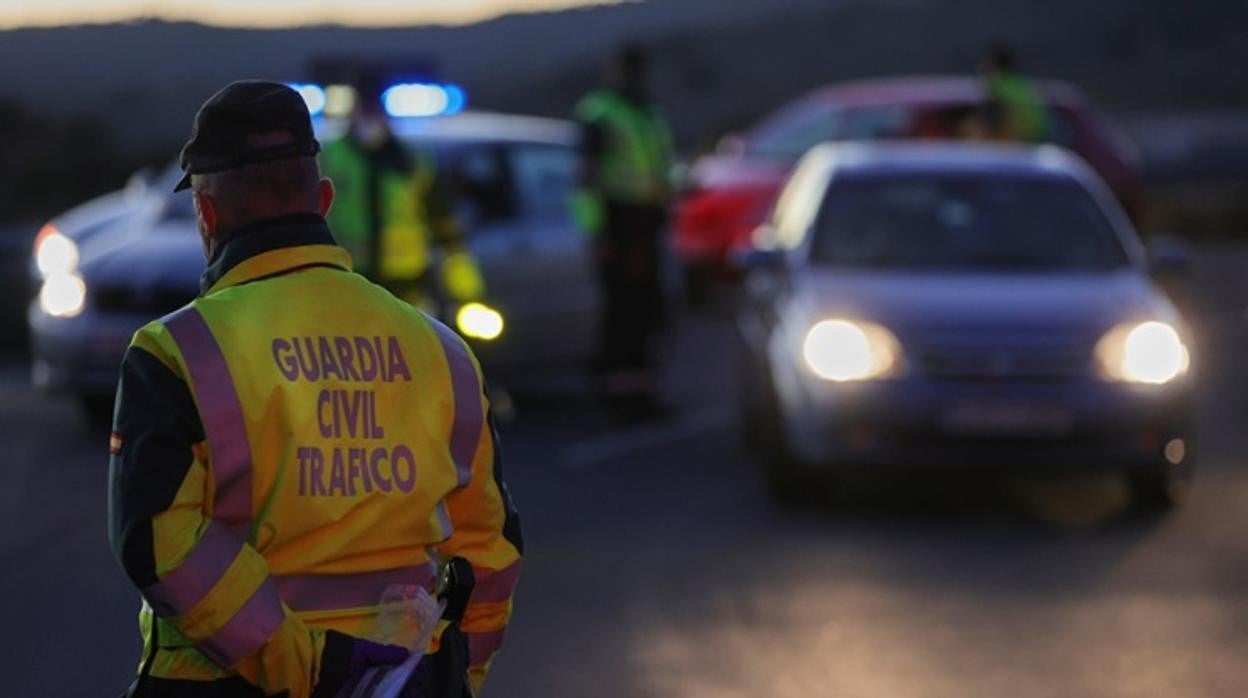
[
  {"x1": 509, "y1": 143, "x2": 576, "y2": 221},
  {"x1": 746, "y1": 103, "x2": 942, "y2": 161},
  {"x1": 746, "y1": 100, "x2": 1069, "y2": 161},
  {"x1": 810, "y1": 174, "x2": 1129, "y2": 271},
  {"x1": 746, "y1": 103, "x2": 841, "y2": 161}
]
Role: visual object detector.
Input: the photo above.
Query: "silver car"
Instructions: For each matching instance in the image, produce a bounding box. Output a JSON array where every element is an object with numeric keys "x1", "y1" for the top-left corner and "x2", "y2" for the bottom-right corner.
[
  {"x1": 738, "y1": 143, "x2": 1195, "y2": 508},
  {"x1": 30, "y1": 112, "x2": 602, "y2": 419}
]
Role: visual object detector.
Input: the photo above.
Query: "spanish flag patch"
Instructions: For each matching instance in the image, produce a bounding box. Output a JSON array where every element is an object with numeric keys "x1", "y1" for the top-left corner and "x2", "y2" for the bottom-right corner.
[{"x1": 109, "y1": 432, "x2": 123, "y2": 455}]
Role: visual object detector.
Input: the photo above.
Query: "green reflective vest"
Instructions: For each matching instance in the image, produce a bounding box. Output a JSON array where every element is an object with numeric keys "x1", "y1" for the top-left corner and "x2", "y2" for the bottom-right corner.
[
  {"x1": 320, "y1": 136, "x2": 434, "y2": 281},
  {"x1": 575, "y1": 90, "x2": 674, "y2": 206},
  {"x1": 988, "y1": 73, "x2": 1051, "y2": 144}
]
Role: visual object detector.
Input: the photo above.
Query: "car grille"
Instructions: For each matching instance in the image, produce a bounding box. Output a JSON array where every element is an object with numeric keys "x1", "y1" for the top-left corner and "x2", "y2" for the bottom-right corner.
[
  {"x1": 917, "y1": 342, "x2": 1089, "y2": 380},
  {"x1": 92, "y1": 284, "x2": 195, "y2": 319}
]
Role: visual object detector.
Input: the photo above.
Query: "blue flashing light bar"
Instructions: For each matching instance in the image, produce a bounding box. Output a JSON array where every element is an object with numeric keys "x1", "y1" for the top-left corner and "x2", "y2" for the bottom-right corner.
[
  {"x1": 287, "y1": 83, "x2": 327, "y2": 117},
  {"x1": 382, "y1": 82, "x2": 467, "y2": 118},
  {"x1": 289, "y1": 81, "x2": 467, "y2": 119},
  {"x1": 443, "y1": 84, "x2": 467, "y2": 115}
]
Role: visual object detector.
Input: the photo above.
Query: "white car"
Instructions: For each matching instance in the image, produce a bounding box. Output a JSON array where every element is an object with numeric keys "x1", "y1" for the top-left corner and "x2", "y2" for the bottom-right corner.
[{"x1": 30, "y1": 112, "x2": 618, "y2": 419}]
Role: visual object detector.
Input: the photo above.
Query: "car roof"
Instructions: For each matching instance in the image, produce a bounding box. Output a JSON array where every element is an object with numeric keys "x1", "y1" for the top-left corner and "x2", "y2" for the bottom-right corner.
[
  {"x1": 807, "y1": 142, "x2": 1092, "y2": 180},
  {"x1": 317, "y1": 110, "x2": 577, "y2": 146},
  {"x1": 797, "y1": 75, "x2": 1088, "y2": 110}
]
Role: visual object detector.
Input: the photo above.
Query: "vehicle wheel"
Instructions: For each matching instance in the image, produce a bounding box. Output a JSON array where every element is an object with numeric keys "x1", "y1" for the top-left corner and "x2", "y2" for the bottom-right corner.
[
  {"x1": 1129, "y1": 466, "x2": 1190, "y2": 511},
  {"x1": 757, "y1": 400, "x2": 821, "y2": 507},
  {"x1": 79, "y1": 395, "x2": 115, "y2": 429}
]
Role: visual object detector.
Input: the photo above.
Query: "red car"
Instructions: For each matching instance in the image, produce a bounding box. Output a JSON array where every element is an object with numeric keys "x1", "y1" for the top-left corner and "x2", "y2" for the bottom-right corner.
[{"x1": 674, "y1": 76, "x2": 1145, "y2": 283}]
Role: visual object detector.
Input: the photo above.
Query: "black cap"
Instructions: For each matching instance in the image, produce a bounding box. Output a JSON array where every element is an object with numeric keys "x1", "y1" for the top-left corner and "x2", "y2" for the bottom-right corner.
[{"x1": 175, "y1": 80, "x2": 321, "y2": 192}]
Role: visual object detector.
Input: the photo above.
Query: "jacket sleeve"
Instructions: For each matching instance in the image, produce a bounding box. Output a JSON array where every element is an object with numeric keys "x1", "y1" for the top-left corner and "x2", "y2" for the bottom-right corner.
[
  {"x1": 108, "y1": 331, "x2": 329, "y2": 698},
  {"x1": 436, "y1": 369, "x2": 524, "y2": 694}
]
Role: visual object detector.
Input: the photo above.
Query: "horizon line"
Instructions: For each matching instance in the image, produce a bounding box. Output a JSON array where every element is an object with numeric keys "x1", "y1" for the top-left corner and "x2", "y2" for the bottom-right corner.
[{"x1": 0, "y1": 0, "x2": 627, "y2": 31}]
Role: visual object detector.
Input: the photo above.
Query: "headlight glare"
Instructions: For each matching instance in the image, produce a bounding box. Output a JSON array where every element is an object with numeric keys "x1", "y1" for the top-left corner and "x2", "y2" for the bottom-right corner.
[
  {"x1": 40, "y1": 272, "x2": 87, "y2": 318},
  {"x1": 34, "y1": 226, "x2": 79, "y2": 277},
  {"x1": 802, "y1": 319, "x2": 901, "y2": 382},
  {"x1": 1095, "y1": 320, "x2": 1190, "y2": 384},
  {"x1": 456, "y1": 302, "x2": 504, "y2": 341}
]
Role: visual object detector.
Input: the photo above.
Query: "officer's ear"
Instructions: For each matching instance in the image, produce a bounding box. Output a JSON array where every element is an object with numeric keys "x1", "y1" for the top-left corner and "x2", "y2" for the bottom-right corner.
[
  {"x1": 192, "y1": 190, "x2": 219, "y2": 237},
  {"x1": 317, "y1": 177, "x2": 335, "y2": 217}
]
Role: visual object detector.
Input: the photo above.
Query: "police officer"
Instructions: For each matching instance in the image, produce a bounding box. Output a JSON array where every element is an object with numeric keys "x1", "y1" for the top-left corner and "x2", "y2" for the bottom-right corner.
[
  {"x1": 981, "y1": 42, "x2": 1051, "y2": 143},
  {"x1": 108, "y1": 81, "x2": 523, "y2": 698},
  {"x1": 320, "y1": 76, "x2": 484, "y2": 311},
  {"x1": 573, "y1": 44, "x2": 675, "y2": 415}
]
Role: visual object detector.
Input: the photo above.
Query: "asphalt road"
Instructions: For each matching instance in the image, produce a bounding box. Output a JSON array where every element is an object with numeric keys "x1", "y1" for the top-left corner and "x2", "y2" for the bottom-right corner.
[{"x1": 2, "y1": 246, "x2": 1248, "y2": 697}]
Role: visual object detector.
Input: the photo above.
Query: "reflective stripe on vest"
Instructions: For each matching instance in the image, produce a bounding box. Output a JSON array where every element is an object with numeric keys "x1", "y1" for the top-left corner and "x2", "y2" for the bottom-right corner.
[
  {"x1": 272, "y1": 562, "x2": 437, "y2": 612},
  {"x1": 141, "y1": 520, "x2": 243, "y2": 617},
  {"x1": 198, "y1": 578, "x2": 286, "y2": 667},
  {"x1": 470, "y1": 560, "x2": 522, "y2": 605},
  {"x1": 431, "y1": 319, "x2": 483, "y2": 489},
  {"x1": 165, "y1": 306, "x2": 255, "y2": 537}
]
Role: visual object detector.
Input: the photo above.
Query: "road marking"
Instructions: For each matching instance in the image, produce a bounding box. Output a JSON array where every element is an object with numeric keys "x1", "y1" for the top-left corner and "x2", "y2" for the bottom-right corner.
[{"x1": 562, "y1": 405, "x2": 734, "y2": 470}]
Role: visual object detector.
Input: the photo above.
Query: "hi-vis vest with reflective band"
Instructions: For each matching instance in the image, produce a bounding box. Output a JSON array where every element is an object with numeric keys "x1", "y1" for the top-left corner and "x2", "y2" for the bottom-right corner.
[
  {"x1": 126, "y1": 243, "x2": 518, "y2": 696},
  {"x1": 321, "y1": 136, "x2": 435, "y2": 281},
  {"x1": 576, "y1": 89, "x2": 674, "y2": 205}
]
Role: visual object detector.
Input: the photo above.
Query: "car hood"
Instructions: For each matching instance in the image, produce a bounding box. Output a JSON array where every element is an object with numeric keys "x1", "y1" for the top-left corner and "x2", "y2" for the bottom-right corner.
[
  {"x1": 81, "y1": 218, "x2": 204, "y2": 292},
  {"x1": 792, "y1": 268, "x2": 1179, "y2": 343}
]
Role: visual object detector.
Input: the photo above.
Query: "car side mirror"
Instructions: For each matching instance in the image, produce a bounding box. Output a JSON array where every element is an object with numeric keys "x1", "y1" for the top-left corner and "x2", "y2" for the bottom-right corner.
[
  {"x1": 734, "y1": 247, "x2": 787, "y2": 273},
  {"x1": 735, "y1": 244, "x2": 790, "y2": 305},
  {"x1": 731, "y1": 224, "x2": 784, "y2": 270},
  {"x1": 1146, "y1": 235, "x2": 1193, "y2": 279}
]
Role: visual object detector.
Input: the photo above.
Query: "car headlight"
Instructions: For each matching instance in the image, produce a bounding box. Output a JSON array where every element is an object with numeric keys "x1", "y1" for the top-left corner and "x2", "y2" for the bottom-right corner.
[
  {"x1": 40, "y1": 272, "x2": 87, "y2": 318},
  {"x1": 33, "y1": 224, "x2": 79, "y2": 278},
  {"x1": 802, "y1": 319, "x2": 902, "y2": 381},
  {"x1": 1095, "y1": 321, "x2": 1190, "y2": 384},
  {"x1": 456, "y1": 302, "x2": 504, "y2": 341}
]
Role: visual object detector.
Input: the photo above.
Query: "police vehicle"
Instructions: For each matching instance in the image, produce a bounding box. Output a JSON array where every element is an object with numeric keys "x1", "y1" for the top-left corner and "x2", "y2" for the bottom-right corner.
[
  {"x1": 737, "y1": 142, "x2": 1195, "y2": 509},
  {"x1": 29, "y1": 82, "x2": 604, "y2": 419}
]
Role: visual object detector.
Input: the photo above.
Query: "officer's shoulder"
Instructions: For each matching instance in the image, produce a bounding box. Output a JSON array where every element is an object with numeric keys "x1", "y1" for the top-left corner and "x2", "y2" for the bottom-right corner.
[
  {"x1": 575, "y1": 90, "x2": 616, "y2": 120},
  {"x1": 125, "y1": 307, "x2": 191, "y2": 376},
  {"x1": 414, "y1": 310, "x2": 482, "y2": 365}
]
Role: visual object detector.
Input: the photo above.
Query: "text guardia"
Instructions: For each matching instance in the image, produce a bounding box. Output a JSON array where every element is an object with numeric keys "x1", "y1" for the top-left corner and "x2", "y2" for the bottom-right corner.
[{"x1": 274, "y1": 336, "x2": 417, "y2": 496}]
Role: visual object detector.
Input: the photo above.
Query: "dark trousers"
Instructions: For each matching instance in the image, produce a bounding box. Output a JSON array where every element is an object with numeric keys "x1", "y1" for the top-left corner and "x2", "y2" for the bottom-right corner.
[
  {"x1": 596, "y1": 200, "x2": 667, "y2": 388},
  {"x1": 123, "y1": 627, "x2": 469, "y2": 698}
]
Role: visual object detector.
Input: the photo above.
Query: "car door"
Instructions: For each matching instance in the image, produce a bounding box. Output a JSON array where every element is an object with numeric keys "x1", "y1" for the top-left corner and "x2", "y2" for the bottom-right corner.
[
  {"x1": 500, "y1": 140, "x2": 599, "y2": 366},
  {"x1": 442, "y1": 142, "x2": 539, "y2": 359}
]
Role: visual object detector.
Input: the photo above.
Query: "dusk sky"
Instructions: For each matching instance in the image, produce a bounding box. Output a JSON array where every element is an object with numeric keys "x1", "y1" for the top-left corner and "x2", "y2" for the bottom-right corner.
[{"x1": 0, "y1": 0, "x2": 622, "y2": 29}]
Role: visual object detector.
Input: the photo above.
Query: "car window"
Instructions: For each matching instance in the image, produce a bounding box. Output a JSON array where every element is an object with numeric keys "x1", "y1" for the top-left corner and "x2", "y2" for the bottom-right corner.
[
  {"x1": 747, "y1": 103, "x2": 940, "y2": 161},
  {"x1": 746, "y1": 103, "x2": 842, "y2": 161},
  {"x1": 833, "y1": 105, "x2": 915, "y2": 141},
  {"x1": 443, "y1": 143, "x2": 516, "y2": 226},
  {"x1": 811, "y1": 174, "x2": 1128, "y2": 272},
  {"x1": 508, "y1": 143, "x2": 576, "y2": 221}
]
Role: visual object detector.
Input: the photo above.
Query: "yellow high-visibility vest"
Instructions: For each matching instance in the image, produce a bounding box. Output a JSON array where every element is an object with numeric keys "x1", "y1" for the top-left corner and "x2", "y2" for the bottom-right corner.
[
  {"x1": 575, "y1": 89, "x2": 674, "y2": 206},
  {"x1": 121, "y1": 241, "x2": 518, "y2": 696}
]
